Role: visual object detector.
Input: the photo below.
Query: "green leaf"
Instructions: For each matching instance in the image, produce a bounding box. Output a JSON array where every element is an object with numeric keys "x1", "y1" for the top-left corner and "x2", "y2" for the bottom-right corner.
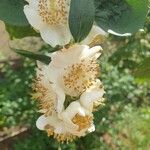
[
  {"x1": 134, "y1": 57, "x2": 150, "y2": 82},
  {"x1": 13, "y1": 49, "x2": 51, "y2": 65},
  {"x1": 95, "y1": 0, "x2": 149, "y2": 35},
  {"x1": 5, "y1": 24, "x2": 39, "y2": 39},
  {"x1": 0, "y1": 0, "x2": 28, "y2": 26},
  {"x1": 69, "y1": 0, "x2": 95, "y2": 42}
]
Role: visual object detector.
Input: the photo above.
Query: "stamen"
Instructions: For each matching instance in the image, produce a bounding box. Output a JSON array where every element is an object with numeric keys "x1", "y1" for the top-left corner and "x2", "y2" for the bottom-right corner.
[
  {"x1": 63, "y1": 59, "x2": 99, "y2": 96},
  {"x1": 45, "y1": 124, "x2": 76, "y2": 143},
  {"x1": 38, "y1": 0, "x2": 69, "y2": 25},
  {"x1": 72, "y1": 114, "x2": 93, "y2": 131},
  {"x1": 32, "y1": 72, "x2": 56, "y2": 116}
]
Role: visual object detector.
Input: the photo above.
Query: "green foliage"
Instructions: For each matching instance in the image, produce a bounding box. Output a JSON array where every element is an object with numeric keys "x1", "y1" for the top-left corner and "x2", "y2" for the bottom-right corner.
[
  {"x1": 110, "y1": 105, "x2": 150, "y2": 150},
  {"x1": 13, "y1": 49, "x2": 51, "y2": 65},
  {"x1": 0, "y1": 59, "x2": 36, "y2": 127},
  {"x1": 107, "y1": 14, "x2": 150, "y2": 83},
  {"x1": 0, "y1": 0, "x2": 28, "y2": 26},
  {"x1": 5, "y1": 24, "x2": 39, "y2": 39},
  {"x1": 69, "y1": 0, "x2": 95, "y2": 42},
  {"x1": 134, "y1": 57, "x2": 150, "y2": 82},
  {"x1": 95, "y1": 0, "x2": 149, "y2": 34},
  {"x1": 13, "y1": 127, "x2": 76, "y2": 150}
]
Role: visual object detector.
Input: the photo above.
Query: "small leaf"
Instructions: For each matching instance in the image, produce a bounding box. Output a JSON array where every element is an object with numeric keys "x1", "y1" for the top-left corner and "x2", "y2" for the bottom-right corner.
[
  {"x1": 69, "y1": 0, "x2": 95, "y2": 42},
  {"x1": 13, "y1": 49, "x2": 51, "y2": 65},
  {"x1": 5, "y1": 24, "x2": 39, "y2": 39},
  {"x1": 0, "y1": 0, "x2": 28, "y2": 26},
  {"x1": 134, "y1": 57, "x2": 150, "y2": 82},
  {"x1": 95, "y1": 0, "x2": 149, "y2": 35}
]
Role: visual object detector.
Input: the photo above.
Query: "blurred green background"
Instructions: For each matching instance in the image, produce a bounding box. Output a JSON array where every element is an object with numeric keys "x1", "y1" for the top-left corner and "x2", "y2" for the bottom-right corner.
[{"x1": 0, "y1": 15, "x2": 150, "y2": 150}]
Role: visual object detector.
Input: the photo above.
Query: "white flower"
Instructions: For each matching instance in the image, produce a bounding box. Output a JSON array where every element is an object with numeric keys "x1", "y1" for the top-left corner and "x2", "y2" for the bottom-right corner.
[
  {"x1": 36, "y1": 100, "x2": 94, "y2": 142},
  {"x1": 32, "y1": 44, "x2": 105, "y2": 142},
  {"x1": 24, "y1": 0, "x2": 107, "y2": 47},
  {"x1": 35, "y1": 78, "x2": 104, "y2": 142},
  {"x1": 44, "y1": 44, "x2": 102, "y2": 113}
]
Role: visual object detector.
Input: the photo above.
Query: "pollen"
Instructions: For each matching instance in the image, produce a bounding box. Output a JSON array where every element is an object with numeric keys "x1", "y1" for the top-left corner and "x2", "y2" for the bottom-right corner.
[
  {"x1": 63, "y1": 59, "x2": 99, "y2": 96},
  {"x1": 72, "y1": 114, "x2": 93, "y2": 131},
  {"x1": 45, "y1": 124, "x2": 76, "y2": 143},
  {"x1": 32, "y1": 72, "x2": 56, "y2": 116},
  {"x1": 38, "y1": 0, "x2": 69, "y2": 25}
]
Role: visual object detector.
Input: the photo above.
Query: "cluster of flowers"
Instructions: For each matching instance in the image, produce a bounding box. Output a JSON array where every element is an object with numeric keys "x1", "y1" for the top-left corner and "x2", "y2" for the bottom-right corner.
[{"x1": 24, "y1": 0, "x2": 106, "y2": 142}]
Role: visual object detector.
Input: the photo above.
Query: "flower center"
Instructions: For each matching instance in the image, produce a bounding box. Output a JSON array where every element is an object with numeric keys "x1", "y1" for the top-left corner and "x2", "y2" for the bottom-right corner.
[
  {"x1": 72, "y1": 114, "x2": 93, "y2": 131},
  {"x1": 63, "y1": 59, "x2": 99, "y2": 96},
  {"x1": 38, "y1": 0, "x2": 69, "y2": 25}
]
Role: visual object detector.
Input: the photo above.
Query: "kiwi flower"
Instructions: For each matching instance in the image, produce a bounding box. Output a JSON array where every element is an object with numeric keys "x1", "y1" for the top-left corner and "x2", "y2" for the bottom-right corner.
[{"x1": 24, "y1": 0, "x2": 106, "y2": 47}]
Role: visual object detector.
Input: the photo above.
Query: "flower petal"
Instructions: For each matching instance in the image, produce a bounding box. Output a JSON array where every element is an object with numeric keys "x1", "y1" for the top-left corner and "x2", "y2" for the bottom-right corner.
[
  {"x1": 80, "y1": 85, "x2": 104, "y2": 112},
  {"x1": 24, "y1": 5, "x2": 45, "y2": 30},
  {"x1": 60, "y1": 101, "x2": 86, "y2": 128},
  {"x1": 81, "y1": 45, "x2": 102, "y2": 59},
  {"x1": 36, "y1": 115, "x2": 50, "y2": 130},
  {"x1": 82, "y1": 25, "x2": 107, "y2": 44},
  {"x1": 25, "y1": 0, "x2": 39, "y2": 9},
  {"x1": 40, "y1": 25, "x2": 71, "y2": 47},
  {"x1": 50, "y1": 45, "x2": 89, "y2": 68},
  {"x1": 36, "y1": 114, "x2": 63, "y2": 131},
  {"x1": 44, "y1": 66, "x2": 65, "y2": 113}
]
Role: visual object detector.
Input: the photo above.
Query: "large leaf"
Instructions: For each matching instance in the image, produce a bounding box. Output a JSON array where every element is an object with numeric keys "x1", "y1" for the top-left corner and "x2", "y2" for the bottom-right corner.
[
  {"x1": 0, "y1": 0, "x2": 28, "y2": 26},
  {"x1": 69, "y1": 0, "x2": 95, "y2": 42},
  {"x1": 134, "y1": 57, "x2": 150, "y2": 82},
  {"x1": 5, "y1": 24, "x2": 39, "y2": 39},
  {"x1": 13, "y1": 49, "x2": 51, "y2": 65},
  {"x1": 95, "y1": 0, "x2": 149, "y2": 35}
]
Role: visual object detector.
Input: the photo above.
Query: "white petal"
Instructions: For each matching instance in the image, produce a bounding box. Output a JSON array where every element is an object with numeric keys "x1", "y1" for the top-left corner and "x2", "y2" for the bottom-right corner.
[
  {"x1": 40, "y1": 25, "x2": 71, "y2": 47},
  {"x1": 55, "y1": 86, "x2": 66, "y2": 113},
  {"x1": 36, "y1": 114, "x2": 63, "y2": 131},
  {"x1": 80, "y1": 88, "x2": 104, "y2": 112},
  {"x1": 81, "y1": 45, "x2": 102, "y2": 59},
  {"x1": 61, "y1": 101, "x2": 85, "y2": 120},
  {"x1": 60, "y1": 101, "x2": 86, "y2": 129},
  {"x1": 50, "y1": 45, "x2": 89, "y2": 68},
  {"x1": 36, "y1": 115, "x2": 50, "y2": 130},
  {"x1": 25, "y1": 0, "x2": 39, "y2": 9},
  {"x1": 45, "y1": 66, "x2": 65, "y2": 113},
  {"x1": 82, "y1": 25, "x2": 107, "y2": 44},
  {"x1": 24, "y1": 6, "x2": 45, "y2": 30}
]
